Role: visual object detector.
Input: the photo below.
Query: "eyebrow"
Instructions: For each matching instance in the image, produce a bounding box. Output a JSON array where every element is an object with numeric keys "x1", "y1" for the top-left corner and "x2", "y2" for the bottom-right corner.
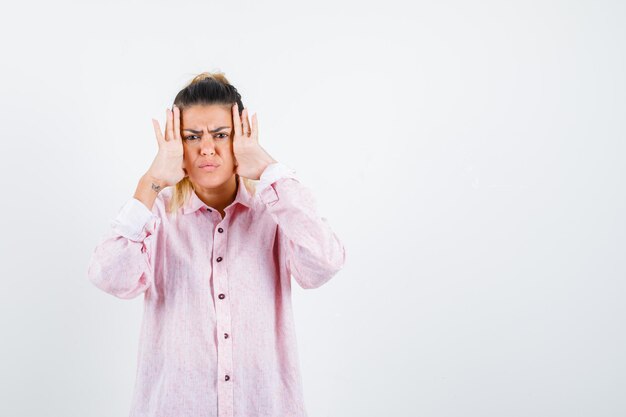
[{"x1": 182, "y1": 126, "x2": 231, "y2": 134}]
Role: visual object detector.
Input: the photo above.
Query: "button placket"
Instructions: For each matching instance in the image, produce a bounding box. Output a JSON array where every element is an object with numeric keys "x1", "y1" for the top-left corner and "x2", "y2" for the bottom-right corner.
[{"x1": 213, "y1": 219, "x2": 234, "y2": 417}]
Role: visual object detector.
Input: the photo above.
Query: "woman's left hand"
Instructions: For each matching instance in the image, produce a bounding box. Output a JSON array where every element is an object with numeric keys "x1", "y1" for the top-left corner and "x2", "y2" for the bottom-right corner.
[{"x1": 232, "y1": 103, "x2": 277, "y2": 180}]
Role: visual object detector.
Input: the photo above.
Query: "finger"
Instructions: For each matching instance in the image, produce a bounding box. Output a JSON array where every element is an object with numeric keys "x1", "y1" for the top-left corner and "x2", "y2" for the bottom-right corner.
[
  {"x1": 232, "y1": 103, "x2": 242, "y2": 137},
  {"x1": 251, "y1": 112, "x2": 258, "y2": 141},
  {"x1": 242, "y1": 108, "x2": 251, "y2": 137},
  {"x1": 152, "y1": 119, "x2": 165, "y2": 146},
  {"x1": 173, "y1": 105, "x2": 181, "y2": 141},
  {"x1": 165, "y1": 108, "x2": 174, "y2": 141}
]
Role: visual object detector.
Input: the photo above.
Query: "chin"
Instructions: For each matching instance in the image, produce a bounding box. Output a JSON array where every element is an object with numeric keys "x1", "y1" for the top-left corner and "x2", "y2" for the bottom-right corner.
[{"x1": 192, "y1": 171, "x2": 235, "y2": 188}]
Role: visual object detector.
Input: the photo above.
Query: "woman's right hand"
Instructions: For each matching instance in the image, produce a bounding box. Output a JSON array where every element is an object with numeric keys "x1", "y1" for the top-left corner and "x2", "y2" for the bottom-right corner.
[{"x1": 146, "y1": 105, "x2": 187, "y2": 187}]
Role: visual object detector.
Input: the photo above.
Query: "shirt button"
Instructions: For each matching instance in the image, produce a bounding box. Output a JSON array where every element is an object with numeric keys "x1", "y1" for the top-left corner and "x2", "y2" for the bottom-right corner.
[
  {"x1": 218, "y1": 227, "x2": 224, "y2": 233},
  {"x1": 217, "y1": 256, "x2": 223, "y2": 262},
  {"x1": 225, "y1": 375, "x2": 230, "y2": 381},
  {"x1": 224, "y1": 333, "x2": 229, "y2": 339},
  {"x1": 218, "y1": 293, "x2": 225, "y2": 299}
]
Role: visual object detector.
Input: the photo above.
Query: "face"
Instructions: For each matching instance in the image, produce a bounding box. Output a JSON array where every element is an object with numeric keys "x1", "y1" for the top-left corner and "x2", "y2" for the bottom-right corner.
[{"x1": 180, "y1": 104, "x2": 236, "y2": 189}]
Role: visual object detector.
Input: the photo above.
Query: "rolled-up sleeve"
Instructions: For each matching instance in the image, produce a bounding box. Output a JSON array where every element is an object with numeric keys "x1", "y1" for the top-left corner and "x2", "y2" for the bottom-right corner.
[
  {"x1": 87, "y1": 198, "x2": 161, "y2": 299},
  {"x1": 256, "y1": 162, "x2": 346, "y2": 289}
]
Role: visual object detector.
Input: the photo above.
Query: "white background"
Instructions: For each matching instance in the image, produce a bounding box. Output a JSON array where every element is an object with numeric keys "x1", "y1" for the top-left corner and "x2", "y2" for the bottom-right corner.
[{"x1": 0, "y1": 1, "x2": 624, "y2": 416}]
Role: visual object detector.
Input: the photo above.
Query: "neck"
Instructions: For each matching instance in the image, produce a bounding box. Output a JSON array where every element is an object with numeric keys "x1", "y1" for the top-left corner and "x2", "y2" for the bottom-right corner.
[{"x1": 194, "y1": 174, "x2": 238, "y2": 214}]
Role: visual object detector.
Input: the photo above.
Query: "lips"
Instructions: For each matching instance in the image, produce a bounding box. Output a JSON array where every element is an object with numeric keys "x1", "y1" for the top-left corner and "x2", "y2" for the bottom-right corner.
[{"x1": 199, "y1": 162, "x2": 220, "y2": 168}]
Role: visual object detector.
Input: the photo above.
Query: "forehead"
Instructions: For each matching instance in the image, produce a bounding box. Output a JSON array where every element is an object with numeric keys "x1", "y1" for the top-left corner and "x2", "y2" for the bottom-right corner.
[{"x1": 181, "y1": 104, "x2": 232, "y2": 128}]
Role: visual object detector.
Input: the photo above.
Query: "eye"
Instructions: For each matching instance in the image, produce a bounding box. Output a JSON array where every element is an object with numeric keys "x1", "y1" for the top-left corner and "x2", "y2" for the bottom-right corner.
[
  {"x1": 184, "y1": 135, "x2": 200, "y2": 141},
  {"x1": 216, "y1": 133, "x2": 229, "y2": 139}
]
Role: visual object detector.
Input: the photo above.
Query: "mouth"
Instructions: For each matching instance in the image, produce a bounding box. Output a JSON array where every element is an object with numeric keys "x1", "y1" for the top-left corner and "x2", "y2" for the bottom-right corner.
[{"x1": 199, "y1": 164, "x2": 219, "y2": 172}]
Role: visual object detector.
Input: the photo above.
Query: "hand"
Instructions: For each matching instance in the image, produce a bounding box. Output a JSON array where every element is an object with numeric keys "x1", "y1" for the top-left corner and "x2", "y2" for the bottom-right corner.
[
  {"x1": 147, "y1": 106, "x2": 187, "y2": 187},
  {"x1": 232, "y1": 103, "x2": 277, "y2": 180}
]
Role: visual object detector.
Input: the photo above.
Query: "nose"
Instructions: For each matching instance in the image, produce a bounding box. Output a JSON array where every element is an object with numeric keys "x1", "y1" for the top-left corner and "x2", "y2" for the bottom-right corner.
[{"x1": 200, "y1": 137, "x2": 216, "y2": 155}]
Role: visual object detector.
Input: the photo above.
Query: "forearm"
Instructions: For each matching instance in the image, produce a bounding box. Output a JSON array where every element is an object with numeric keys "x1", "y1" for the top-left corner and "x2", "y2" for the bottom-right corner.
[
  {"x1": 134, "y1": 174, "x2": 168, "y2": 211},
  {"x1": 256, "y1": 164, "x2": 346, "y2": 289},
  {"x1": 88, "y1": 195, "x2": 161, "y2": 299}
]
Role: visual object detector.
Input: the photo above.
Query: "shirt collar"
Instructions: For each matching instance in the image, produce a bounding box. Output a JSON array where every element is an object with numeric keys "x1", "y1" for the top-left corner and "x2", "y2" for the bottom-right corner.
[{"x1": 182, "y1": 175, "x2": 254, "y2": 215}]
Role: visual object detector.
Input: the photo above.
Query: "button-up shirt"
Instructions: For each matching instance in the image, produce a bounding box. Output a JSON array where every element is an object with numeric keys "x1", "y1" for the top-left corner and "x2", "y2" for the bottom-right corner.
[{"x1": 87, "y1": 162, "x2": 346, "y2": 417}]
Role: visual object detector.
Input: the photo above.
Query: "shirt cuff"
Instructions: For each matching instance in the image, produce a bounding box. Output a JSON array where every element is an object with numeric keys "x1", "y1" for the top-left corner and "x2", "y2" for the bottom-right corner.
[
  {"x1": 110, "y1": 197, "x2": 159, "y2": 241},
  {"x1": 256, "y1": 162, "x2": 298, "y2": 193}
]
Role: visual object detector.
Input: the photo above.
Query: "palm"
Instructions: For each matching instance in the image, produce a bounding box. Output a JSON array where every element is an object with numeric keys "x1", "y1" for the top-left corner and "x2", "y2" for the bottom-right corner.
[
  {"x1": 148, "y1": 106, "x2": 187, "y2": 186},
  {"x1": 232, "y1": 104, "x2": 275, "y2": 180}
]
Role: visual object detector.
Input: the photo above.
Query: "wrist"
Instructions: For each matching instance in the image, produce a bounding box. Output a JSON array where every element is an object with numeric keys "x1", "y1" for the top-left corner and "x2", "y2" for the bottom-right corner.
[
  {"x1": 142, "y1": 173, "x2": 168, "y2": 193},
  {"x1": 259, "y1": 158, "x2": 278, "y2": 177}
]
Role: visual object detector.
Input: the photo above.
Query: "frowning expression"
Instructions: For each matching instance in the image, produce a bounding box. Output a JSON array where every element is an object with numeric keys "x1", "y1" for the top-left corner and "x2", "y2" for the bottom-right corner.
[{"x1": 181, "y1": 104, "x2": 236, "y2": 188}]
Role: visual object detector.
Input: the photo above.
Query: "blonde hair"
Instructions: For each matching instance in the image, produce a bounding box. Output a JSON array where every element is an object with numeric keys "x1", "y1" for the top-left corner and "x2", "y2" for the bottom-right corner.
[{"x1": 165, "y1": 71, "x2": 257, "y2": 218}]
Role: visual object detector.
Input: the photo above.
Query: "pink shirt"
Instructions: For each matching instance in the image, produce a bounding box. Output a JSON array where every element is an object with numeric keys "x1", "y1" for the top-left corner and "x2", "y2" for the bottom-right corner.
[{"x1": 87, "y1": 162, "x2": 346, "y2": 417}]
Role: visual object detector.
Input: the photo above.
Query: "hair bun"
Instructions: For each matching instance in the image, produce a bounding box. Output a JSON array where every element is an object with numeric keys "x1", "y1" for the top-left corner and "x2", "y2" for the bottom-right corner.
[{"x1": 190, "y1": 71, "x2": 230, "y2": 85}]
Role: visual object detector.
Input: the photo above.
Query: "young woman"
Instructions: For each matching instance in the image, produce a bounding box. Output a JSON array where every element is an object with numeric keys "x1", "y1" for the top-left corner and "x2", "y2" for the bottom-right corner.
[{"x1": 87, "y1": 72, "x2": 346, "y2": 417}]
